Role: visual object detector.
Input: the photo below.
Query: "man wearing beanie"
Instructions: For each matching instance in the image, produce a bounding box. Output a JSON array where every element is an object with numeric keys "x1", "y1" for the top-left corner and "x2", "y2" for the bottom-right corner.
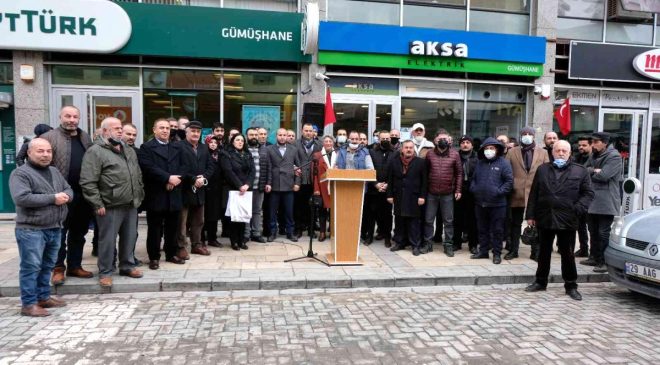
[{"x1": 505, "y1": 126, "x2": 548, "y2": 261}]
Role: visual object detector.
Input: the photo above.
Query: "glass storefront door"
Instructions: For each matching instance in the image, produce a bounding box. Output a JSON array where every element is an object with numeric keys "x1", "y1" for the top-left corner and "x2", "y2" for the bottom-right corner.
[
  {"x1": 643, "y1": 112, "x2": 660, "y2": 208},
  {"x1": 330, "y1": 95, "x2": 399, "y2": 139},
  {"x1": 600, "y1": 109, "x2": 647, "y2": 181},
  {"x1": 51, "y1": 88, "x2": 141, "y2": 142}
]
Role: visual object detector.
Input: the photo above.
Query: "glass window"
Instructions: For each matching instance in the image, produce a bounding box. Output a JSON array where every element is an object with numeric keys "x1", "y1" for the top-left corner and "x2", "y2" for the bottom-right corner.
[
  {"x1": 470, "y1": 0, "x2": 529, "y2": 12},
  {"x1": 552, "y1": 105, "x2": 598, "y2": 144},
  {"x1": 222, "y1": 0, "x2": 297, "y2": 11},
  {"x1": 0, "y1": 63, "x2": 12, "y2": 84},
  {"x1": 143, "y1": 69, "x2": 220, "y2": 90},
  {"x1": 143, "y1": 90, "x2": 220, "y2": 139},
  {"x1": 375, "y1": 104, "x2": 393, "y2": 133},
  {"x1": 469, "y1": 11, "x2": 529, "y2": 35},
  {"x1": 648, "y1": 113, "x2": 660, "y2": 174},
  {"x1": 52, "y1": 66, "x2": 139, "y2": 87},
  {"x1": 405, "y1": 0, "x2": 464, "y2": 5},
  {"x1": 401, "y1": 98, "x2": 463, "y2": 141},
  {"x1": 602, "y1": 112, "x2": 633, "y2": 178},
  {"x1": 334, "y1": 103, "x2": 370, "y2": 135},
  {"x1": 403, "y1": 4, "x2": 466, "y2": 30},
  {"x1": 466, "y1": 102, "x2": 525, "y2": 142},
  {"x1": 558, "y1": 0, "x2": 605, "y2": 19},
  {"x1": 328, "y1": 0, "x2": 400, "y2": 25},
  {"x1": 556, "y1": 17, "x2": 603, "y2": 41},
  {"x1": 606, "y1": 22, "x2": 653, "y2": 45}
]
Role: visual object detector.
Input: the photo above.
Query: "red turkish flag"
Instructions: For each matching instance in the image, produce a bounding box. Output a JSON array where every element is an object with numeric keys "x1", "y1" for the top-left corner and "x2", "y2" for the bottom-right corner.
[
  {"x1": 555, "y1": 98, "x2": 571, "y2": 136},
  {"x1": 324, "y1": 87, "x2": 336, "y2": 127}
]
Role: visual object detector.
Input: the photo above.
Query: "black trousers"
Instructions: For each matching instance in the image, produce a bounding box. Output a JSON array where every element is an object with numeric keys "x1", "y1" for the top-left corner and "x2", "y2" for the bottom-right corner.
[
  {"x1": 146, "y1": 210, "x2": 180, "y2": 261},
  {"x1": 294, "y1": 184, "x2": 314, "y2": 232},
  {"x1": 202, "y1": 219, "x2": 219, "y2": 242},
  {"x1": 393, "y1": 215, "x2": 421, "y2": 249},
  {"x1": 262, "y1": 192, "x2": 271, "y2": 237},
  {"x1": 228, "y1": 221, "x2": 246, "y2": 246},
  {"x1": 363, "y1": 193, "x2": 393, "y2": 240},
  {"x1": 453, "y1": 192, "x2": 477, "y2": 249},
  {"x1": 587, "y1": 214, "x2": 614, "y2": 265},
  {"x1": 56, "y1": 192, "x2": 93, "y2": 270},
  {"x1": 509, "y1": 207, "x2": 525, "y2": 255},
  {"x1": 475, "y1": 205, "x2": 506, "y2": 256},
  {"x1": 535, "y1": 228, "x2": 578, "y2": 290},
  {"x1": 577, "y1": 214, "x2": 589, "y2": 251}
]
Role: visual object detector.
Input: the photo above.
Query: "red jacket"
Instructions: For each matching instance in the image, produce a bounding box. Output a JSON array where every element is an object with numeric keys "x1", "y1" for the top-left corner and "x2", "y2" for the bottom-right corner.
[{"x1": 426, "y1": 147, "x2": 463, "y2": 195}]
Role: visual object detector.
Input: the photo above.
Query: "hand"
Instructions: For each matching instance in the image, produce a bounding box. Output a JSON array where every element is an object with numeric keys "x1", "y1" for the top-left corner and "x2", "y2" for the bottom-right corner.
[
  {"x1": 168, "y1": 175, "x2": 182, "y2": 186},
  {"x1": 166, "y1": 183, "x2": 174, "y2": 191},
  {"x1": 265, "y1": 185, "x2": 272, "y2": 193},
  {"x1": 455, "y1": 192, "x2": 462, "y2": 201},
  {"x1": 54, "y1": 192, "x2": 70, "y2": 206},
  {"x1": 418, "y1": 198, "x2": 425, "y2": 206},
  {"x1": 527, "y1": 219, "x2": 536, "y2": 227},
  {"x1": 294, "y1": 168, "x2": 302, "y2": 177},
  {"x1": 594, "y1": 168, "x2": 602, "y2": 174},
  {"x1": 387, "y1": 198, "x2": 394, "y2": 204},
  {"x1": 293, "y1": 185, "x2": 300, "y2": 192},
  {"x1": 313, "y1": 191, "x2": 320, "y2": 196},
  {"x1": 239, "y1": 184, "x2": 249, "y2": 195},
  {"x1": 97, "y1": 207, "x2": 106, "y2": 216},
  {"x1": 194, "y1": 177, "x2": 204, "y2": 188}
]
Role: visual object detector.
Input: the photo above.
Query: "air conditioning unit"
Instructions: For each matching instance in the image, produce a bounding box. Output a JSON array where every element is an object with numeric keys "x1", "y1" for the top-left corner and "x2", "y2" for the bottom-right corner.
[{"x1": 608, "y1": 0, "x2": 653, "y2": 21}]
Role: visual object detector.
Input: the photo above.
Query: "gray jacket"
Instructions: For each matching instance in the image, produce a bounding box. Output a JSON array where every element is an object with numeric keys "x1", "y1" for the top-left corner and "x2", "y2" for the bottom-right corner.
[
  {"x1": 266, "y1": 143, "x2": 301, "y2": 192},
  {"x1": 41, "y1": 127, "x2": 93, "y2": 181},
  {"x1": 587, "y1": 145, "x2": 623, "y2": 216},
  {"x1": 9, "y1": 163, "x2": 73, "y2": 229},
  {"x1": 294, "y1": 138, "x2": 322, "y2": 185}
]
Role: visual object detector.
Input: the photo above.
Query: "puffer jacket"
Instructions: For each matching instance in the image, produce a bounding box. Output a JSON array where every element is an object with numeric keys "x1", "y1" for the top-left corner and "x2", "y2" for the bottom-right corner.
[
  {"x1": 41, "y1": 126, "x2": 93, "y2": 181},
  {"x1": 470, "y1": 138, "x2": 513, "y2": 208},
  {"x1": 80, "y1": 139, "x2": 144, "y2": 210},
  {"x1": 426, "y1": 147, "x2": 463, "y2": 195}
]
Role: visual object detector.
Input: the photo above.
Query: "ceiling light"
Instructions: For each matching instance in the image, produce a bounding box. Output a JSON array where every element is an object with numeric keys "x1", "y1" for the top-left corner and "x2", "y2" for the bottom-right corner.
[
  {"x1": 143, "y1": 93, "x2": 160, "y2": 97},
  {"x1": 361, "y1": 105, "x2": 368, "y2": 108},
  {"x1": 152, "y1": 100, "x2": 172, "y2": 104},
  {"x1": 427, "y1": 100, "x2": 438, "y2": 103}
]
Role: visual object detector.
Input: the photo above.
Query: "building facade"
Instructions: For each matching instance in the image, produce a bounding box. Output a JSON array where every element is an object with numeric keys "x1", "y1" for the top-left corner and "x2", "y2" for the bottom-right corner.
[{"x1": 0, "y1": 0, "x2": 659, "y2": 212}]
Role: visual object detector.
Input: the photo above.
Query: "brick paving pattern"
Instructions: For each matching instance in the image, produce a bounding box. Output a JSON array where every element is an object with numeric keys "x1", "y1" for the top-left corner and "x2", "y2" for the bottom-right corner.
[{"x1": 0, "y1": 283, "x2": 658, "y2": 364}]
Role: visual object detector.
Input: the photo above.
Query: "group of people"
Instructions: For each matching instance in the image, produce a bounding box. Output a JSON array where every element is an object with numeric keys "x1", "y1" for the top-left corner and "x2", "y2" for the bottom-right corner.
[{"x1": 10, "y1": 105, "x2": 623, "y2": 316}]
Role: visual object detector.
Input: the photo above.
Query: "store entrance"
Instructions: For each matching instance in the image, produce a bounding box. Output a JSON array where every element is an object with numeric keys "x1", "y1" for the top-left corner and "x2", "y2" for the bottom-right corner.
[
  {"x1": 330, "y1": 95, "x2": 400, "y2": 140},
  {"x1": 51, "y1": 88, "x2": 142, "y2": 142}
]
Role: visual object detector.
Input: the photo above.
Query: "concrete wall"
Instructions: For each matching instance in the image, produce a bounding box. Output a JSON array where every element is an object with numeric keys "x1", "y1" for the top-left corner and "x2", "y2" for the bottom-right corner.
[
  {"x1": 530, "y1": 0, "x2": 558, "y2": 143},
  {"x1": 12, "y1": 51, "x2": 48, "y2": 150}
]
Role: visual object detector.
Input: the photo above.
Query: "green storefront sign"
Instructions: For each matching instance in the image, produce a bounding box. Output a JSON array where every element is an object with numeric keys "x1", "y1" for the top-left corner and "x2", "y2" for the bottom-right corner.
[{"x1": 116, "y1": 3, "x2": 310, "y2": 63}]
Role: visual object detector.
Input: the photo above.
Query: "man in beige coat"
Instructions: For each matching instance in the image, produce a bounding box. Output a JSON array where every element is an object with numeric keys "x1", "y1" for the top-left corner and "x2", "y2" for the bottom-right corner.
[{"x1": 505, "y1": 126, "x2": 549, "y2": 261}]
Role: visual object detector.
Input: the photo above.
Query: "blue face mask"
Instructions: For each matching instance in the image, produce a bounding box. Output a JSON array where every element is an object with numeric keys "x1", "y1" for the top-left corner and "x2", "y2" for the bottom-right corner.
[{"x1": 553, "y1": 158, "x2": 567, "y2": 168}]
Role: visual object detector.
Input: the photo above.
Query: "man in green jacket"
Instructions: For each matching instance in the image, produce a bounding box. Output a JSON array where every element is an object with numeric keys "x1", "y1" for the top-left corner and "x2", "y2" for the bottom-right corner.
[{"x1": 80, "y1": 117, "x2": 145, "y2": 288}]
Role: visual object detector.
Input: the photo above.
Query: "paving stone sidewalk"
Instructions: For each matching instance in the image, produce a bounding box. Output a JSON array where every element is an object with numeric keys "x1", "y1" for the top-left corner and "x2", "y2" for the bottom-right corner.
[{"x1": 0, "y1": 217, "x2": 608, "y2": 296}]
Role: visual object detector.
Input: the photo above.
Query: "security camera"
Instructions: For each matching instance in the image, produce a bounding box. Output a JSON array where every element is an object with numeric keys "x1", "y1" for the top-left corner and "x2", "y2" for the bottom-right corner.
[
  {"x1": 315, "y1": 72, "x2": 330, "y2": 81},
  {"x1": 533, "y1": 85, "x2": 543, "y2": 95}
]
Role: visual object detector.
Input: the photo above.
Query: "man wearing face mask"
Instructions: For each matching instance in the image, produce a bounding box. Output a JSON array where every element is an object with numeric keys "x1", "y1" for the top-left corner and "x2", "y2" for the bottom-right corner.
[
  {"x1": 335, "y1": 129, "x2": 348, "y2": 148},
  {"x1": 525, "y1": 140, "x2": 594, "y2": 301},
  {"x1": 470, "y1": 138, "x2": 513, "y2": 264},
  {"x1": 389, "y1": 129, "x2": 401, "y2": 151},
  {"x1": 363, "y1": 130, "x2": 395, "y2": 247},
  {"x1": 423, "y1": 129, "x2": 463, "y2": 257},
  {"x1": 453, "y1": 135, "x2": 479, "y2": 254},
  {"x1": 410, "y1": 123, "x2": 435, "y2": 158},
  {"x1": 367, "y1": 131, "x2": 379, "y2": 150},
  {"x1": 505, "y1": 126, "x2": 549, "y2": 261},
  {"x1": 336, "y1": 131, "x2": 374, "y2": 170}
]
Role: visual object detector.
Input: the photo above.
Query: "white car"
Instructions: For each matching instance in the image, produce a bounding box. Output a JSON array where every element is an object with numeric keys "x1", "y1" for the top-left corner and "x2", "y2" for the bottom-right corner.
[{"x1": 605, "y1": 208, "x2": 660, "y2": 299}]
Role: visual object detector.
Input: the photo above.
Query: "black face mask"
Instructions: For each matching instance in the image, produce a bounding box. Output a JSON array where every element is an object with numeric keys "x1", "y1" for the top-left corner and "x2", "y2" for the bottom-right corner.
[
  {"x1": 248, "y1": 138, "x2": 259, "y2": 147},
  {"x1": 390, "y1": 137, "x2": 400, "y2": 146},
  {"x1": 437, "y1": 139, "x2": 449, "y2": 149},
  {"x1": 380, "y1": 140, "x2": 391, "y2": 149}
]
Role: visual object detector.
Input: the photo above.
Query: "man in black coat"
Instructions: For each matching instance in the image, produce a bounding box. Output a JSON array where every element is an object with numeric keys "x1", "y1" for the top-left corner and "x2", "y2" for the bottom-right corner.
[
  {"x1": 453, "y1": 135, "x2": 479, "y2": 254},
  {"x1": 293, "y1": 123, "x2": 322, "y2": 237},
  {"x1": 525, "y1": 140, "x2": 594, "y2": 301},
  {"x1": 175, "y1": 121, "x2": 216, "y2": 257},
  {"x1": 364, "y1": 130, "x2": 395, "y2": 247},
  {"x1": 137, "y1": 119, "x2": 187, "y2": 270},
  {"x1": 387, "y1": 140, "x2": 428, "y2": 256}
]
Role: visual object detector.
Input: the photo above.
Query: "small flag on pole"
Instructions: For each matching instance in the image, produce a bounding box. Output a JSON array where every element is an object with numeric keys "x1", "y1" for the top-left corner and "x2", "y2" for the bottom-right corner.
[{"x1": 324, "y1": 87, "x2": 336, "y2": 127}]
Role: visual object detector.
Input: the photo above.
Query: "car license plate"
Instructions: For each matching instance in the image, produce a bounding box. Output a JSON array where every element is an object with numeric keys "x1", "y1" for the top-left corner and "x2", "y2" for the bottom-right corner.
[{"x1": 625, "y1": 262, "x2": 660, "y2": 283}]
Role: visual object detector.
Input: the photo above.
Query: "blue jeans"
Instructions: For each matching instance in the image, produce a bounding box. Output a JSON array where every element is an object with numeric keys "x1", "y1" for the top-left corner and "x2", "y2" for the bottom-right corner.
[{"x1": 16, "y1": 228, "x2": 61, "y2": 306}]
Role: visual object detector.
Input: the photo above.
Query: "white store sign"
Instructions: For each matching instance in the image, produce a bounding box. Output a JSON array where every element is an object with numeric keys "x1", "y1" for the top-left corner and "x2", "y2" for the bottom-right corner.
[
  {"x1": 601, "y1": 91, "x2": 650, "y2": 108},
  {"x1": 0, "y1": 0, "x2": 132, "y2": 53}
]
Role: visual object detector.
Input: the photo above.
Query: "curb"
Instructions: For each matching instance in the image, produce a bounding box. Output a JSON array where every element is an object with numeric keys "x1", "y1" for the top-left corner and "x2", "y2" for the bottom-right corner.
[{"x1": 0, "y1": 273, "x2": 610, "y2": 297}]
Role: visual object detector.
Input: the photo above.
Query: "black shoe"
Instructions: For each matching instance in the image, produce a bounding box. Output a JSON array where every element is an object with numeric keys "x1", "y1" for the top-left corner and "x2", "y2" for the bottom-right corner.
[
  {"x1": 412, "y1": 248, "x2": 421, "y2": 256},
  {"x1": 384, "y1": 238, "x2": 391, "y2": 248},
  {"x1": 444, "y1": 246, "x2": 454, "y2": 257},
  {"x1": 504, "y1": 252, "x2": 518, "y2": 260},
  {"x1": 580, "y1": 257, "x2": 598, "y2": 266},
  {"x1": 362, "y1": 238, "x2": 372, "y2": 246},
  {"x1": 207, "y1": 240, "x2": 222, "y2": 248},
  {"x1": 240, "y1": 243, "x2": 248, "y2": 250},
  {"x1": 525, "y1": 282, "x2": 547, "y2": 292},
  {"x1": 593, "y1": 264, "x2": 607, "y2": 273},
  {"x1": 493, "y1": 255, "x2": 502, "y2": 264},
  {"x1": 287, "y1": 234, "x2": 298, "y2": 242},
  {"x1": 390, "y1": 244, "x2": 405, "y2": 252},
  {"x1": 251, "y1": 236, "x2": 267, "y2": 243},
  {"x1": 425, "y1": 243, "x2": 434, "y2": 253},
  {"x1": 471, "y1": 253, "x2": 489, "y2": 259},
  {"x1": 574, "y1": 248, "x2": 589, "y2": 258},
  {"x1": 469, "y1": 247, "x2": 478, "y2": 255},
  {"x1": 566, "y1": 288, "x2": 582, "y2": 301},
  {"x1": 267, "y1": 234, "x2": 277, "y2": 242}
]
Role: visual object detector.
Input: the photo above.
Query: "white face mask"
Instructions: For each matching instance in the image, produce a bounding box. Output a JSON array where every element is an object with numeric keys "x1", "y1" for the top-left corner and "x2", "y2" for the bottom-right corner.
[
  {"x1": 484, "y1": 149, "x2": 496, "y2": 159},
  {"x1": 337, "y1": 135, "x2": 347, "y2": 144},
  {"x1": 521, "y1": 135, "x2": 534, "y2": 145},
  {"x1": 348, "y1": 143, "x2": 360, "y2": 150}
]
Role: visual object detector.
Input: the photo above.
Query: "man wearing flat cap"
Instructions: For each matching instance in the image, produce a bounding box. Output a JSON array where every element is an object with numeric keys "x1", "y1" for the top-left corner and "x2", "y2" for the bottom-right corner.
[
  {"x1": 505, "y1": 126, "x2": 549, "y2": 261},
  {"x1": 582, "y1": 132, "x2": 622, "y2": 273}
]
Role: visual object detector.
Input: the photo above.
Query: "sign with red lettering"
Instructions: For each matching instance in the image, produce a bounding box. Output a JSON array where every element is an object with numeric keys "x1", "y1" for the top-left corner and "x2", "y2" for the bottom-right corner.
[{"x1": 633, "y1": 49, "x2": 660, "y2": 81}]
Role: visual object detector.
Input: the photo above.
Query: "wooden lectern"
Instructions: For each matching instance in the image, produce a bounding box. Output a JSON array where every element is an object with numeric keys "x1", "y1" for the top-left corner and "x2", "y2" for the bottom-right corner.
[{"x1": 321, "y1": 169, "x2": 376, "y2": 265}]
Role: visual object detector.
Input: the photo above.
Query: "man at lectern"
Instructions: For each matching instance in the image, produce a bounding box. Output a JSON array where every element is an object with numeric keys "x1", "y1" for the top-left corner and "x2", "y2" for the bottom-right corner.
[
  {"x1": 387, "y1": 140, "x2": 428, "y2": 256},
  {"x1": 335, "y1": 131, "x2": 374, "y2": 170}
]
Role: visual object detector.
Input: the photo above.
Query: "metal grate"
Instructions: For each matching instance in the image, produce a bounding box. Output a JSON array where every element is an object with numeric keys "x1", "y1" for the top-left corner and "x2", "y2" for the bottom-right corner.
[{"x1": 625, "y1": 238, "x2": 649, "y2": 251}]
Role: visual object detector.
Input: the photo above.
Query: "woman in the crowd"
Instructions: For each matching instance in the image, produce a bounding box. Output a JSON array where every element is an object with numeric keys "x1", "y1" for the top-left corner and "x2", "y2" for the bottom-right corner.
[
  {"x1": 312, "y1": 135, "x2": 336, "y2": 242},
  {"x1": 202, "y1": 135, "x2": 223, "y2": 248},
  {"x1": 220, "y1": 133, "x2": 256, "y2": 250}
]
